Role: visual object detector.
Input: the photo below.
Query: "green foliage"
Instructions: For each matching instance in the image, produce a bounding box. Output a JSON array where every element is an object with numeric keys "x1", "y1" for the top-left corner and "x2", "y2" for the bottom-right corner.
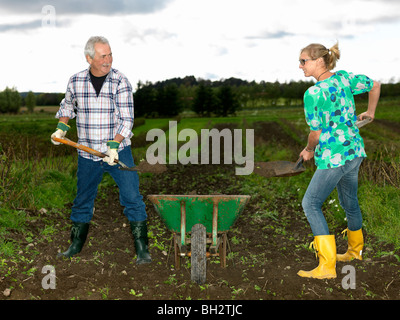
[
  {"x1": 0, "y1": 148, "x2": 77, "y2": 210},
  {"x1": 134, "y1": 81, "x2": 183, "y2": 117},
  {"x1": 0, "y1": 208, "x2": 27, "y2": 230},
  {"x1": 35, "y1": 92, "x2": 64, "y2": 106},
  {"x1": 33, "y1": 169, "x2": 77, "y2": 209},
  {"x1": 360, "y1": 182, "x2": 400, "y2": 247},
  {"x1": 0, "y1": 87, "x2": 21, "y2": 113},
  {"x1": 0, "y1": 208, "x2": 27, "y2": 259},
  {"x1": 25, "y1": 91, "x2": 36, "y2": 113},
  {"x1": 216, "y1": 85, "x2": 240, "y2": 116},
  {"x1": 192, "y1": 81, "x2": 216, "y2": 116},
  {"x1": 133, "y1": 77, "x2": 316, "y2": 117}
]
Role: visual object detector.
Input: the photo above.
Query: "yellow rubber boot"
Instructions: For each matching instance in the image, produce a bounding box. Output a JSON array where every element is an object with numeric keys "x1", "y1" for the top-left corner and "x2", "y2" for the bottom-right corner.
[
  {"x1": 297, "y1": 235, "x2": 337, "y2": 279},
  {"x1": 337, "y1": 228, "x2": 363, "y2": 262}
]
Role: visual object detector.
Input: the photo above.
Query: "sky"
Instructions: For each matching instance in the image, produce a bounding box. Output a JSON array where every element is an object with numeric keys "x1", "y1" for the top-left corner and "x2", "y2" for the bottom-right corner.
[{"x1": 0, "y1": 0, "x2": 399, "y2": 93}]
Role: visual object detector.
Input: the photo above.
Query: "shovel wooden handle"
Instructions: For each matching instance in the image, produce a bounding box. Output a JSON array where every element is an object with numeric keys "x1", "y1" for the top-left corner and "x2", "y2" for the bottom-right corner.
[
  {"x1": 53, "y1": 137, "x2": 138, "y2": 170},
  {"x1": 52, "y1": 137, "x2": 107, "y2": 158}
]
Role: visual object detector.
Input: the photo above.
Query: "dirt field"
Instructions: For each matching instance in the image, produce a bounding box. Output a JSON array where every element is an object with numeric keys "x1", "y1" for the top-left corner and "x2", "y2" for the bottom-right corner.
[{"x1": 2, "y1": 121, "x2": 400, "y2": 308}]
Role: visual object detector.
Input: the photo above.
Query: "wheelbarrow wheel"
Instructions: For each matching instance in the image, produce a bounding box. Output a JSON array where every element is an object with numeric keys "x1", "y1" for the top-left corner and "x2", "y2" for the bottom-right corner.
[{"x1": 191, "y1": 224, "x2": 207, "y2": 284}]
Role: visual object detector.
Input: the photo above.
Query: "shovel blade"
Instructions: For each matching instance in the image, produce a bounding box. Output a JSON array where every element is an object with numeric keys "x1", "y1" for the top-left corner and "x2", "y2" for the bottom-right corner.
[
  {"x1": 254, "y1": 157, "x2": 305, "y2": 178},
  {"x1": 118, "y1": 166, "x2": 139, "y2": 171},
  {"x1": 119, "y1": 160, "x2": 167, "y2": 174}
]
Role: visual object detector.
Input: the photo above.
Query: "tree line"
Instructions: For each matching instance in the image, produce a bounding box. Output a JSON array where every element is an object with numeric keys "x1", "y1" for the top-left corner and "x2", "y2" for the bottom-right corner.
[
  {"x1": 1, "y1": 78, "x2": 399, "y2": 115},
  {"x1": 131, "y1": 77, "x2": 400, "y2": 117},
  {"x1": 133, "y1": 77, "x2": 313, "y2": 117}
]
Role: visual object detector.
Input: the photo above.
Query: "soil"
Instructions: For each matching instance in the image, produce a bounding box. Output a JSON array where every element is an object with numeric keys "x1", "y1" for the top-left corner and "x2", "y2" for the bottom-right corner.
[{"x1": 1, "y1": 121, "x2": 400, "y2": 308}]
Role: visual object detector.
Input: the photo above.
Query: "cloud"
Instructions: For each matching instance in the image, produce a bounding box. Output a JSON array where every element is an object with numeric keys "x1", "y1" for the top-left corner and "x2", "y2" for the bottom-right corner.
[
  {"x1": 0, "y1": 20, "x2": 41, "y2": 32},
  {"x1": 0, "y1": 18, "x2": 71, "y2": 32},
  {"x1": 245, "y1": 30, "x2": 294, "y2": 40},
  {"x1": 123, "y1": 27, "x2": 177, "y2": 44},
  {"x1": 0, "y1": 0, "x2": 174, "y2": 15},
  {"x1": 358, "y1": 14, "x2": 400, "y2": 25}
]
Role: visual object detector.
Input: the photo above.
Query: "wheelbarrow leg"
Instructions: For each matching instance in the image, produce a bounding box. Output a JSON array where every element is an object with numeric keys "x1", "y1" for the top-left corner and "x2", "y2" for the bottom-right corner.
[
  {"x1": 220, "y1": 232, "x2": 227, "y2": 268},
  {"x1": 212, "y1": 201, "x2": 218, "y2": 249},
  {"x1": 180, "y1": 200, "x2": 186, "y2": 248},
  {"x1": 191, "y1": 223, "x2": 207, "y2": 285},
  {"x1": 209, "y1": 200, "x2": 219, "y2": 254},
  {"x1": 173, "y1": 233, "x2": 181, "y2": 270}
]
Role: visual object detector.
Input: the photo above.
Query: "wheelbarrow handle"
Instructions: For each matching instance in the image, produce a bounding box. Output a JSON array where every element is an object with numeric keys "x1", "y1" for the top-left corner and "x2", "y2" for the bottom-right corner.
[{"x1": 52, "y1": 137, "x2": 133, "y2": 169}]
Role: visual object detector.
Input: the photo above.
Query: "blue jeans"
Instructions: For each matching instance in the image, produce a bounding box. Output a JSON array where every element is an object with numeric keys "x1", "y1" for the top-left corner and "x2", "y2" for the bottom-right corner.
[
  {"x1": 71, "y1": 146, "x2": 147, "y2": 223},
  {"x1": 302, "y1": 157, "x2": 364, "y2": 236}
]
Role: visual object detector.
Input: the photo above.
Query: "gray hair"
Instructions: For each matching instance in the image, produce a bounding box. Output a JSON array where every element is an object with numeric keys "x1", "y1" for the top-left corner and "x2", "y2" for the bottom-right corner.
[{"x1": 84, "y1": 36, "x2": 110, "y2": 59}]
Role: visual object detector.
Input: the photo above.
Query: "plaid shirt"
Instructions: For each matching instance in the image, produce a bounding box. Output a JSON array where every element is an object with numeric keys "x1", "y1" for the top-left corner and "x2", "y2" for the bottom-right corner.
[{"x1": 56, "y1": 67, "x2": 134, "y2": 161}]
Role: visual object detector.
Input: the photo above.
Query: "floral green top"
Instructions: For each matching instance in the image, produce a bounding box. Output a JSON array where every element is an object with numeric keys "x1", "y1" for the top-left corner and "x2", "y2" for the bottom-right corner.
[{"x1": 303, "y1": 70, "x2": 373, "y2": 169}]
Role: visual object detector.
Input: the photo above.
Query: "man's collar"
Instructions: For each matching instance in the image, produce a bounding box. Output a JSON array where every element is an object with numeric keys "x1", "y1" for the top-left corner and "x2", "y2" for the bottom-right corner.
[{"x1": 87, "y1": 66, "x2": 113, "y2": 78}]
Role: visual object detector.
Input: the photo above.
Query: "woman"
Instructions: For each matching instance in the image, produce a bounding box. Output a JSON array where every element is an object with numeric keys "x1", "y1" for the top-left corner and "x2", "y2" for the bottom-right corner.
[{"x1": 297, "y1": 42, "x2": 380, "y2": 279}]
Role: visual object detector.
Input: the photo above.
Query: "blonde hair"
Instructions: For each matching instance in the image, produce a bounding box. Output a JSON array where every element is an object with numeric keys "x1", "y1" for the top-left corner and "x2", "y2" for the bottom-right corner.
[{"x1": 301, "y1": 42, "x2": 340, "y2": 70}]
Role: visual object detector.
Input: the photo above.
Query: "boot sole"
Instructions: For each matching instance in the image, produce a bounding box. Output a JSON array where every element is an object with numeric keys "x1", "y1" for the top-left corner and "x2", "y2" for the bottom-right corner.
[
  {"x1": 297, "y1": 270, "x2": 337, "y2": 279},
  {"x1": 297, "y1": 273, "x2": 337, "y2": 279},
  {"x1": 336, "y1": 256, "x2": 362, "y2": 262},
  {"x1": 136, "y1": 259, "x2": 152, "y2": 265}
]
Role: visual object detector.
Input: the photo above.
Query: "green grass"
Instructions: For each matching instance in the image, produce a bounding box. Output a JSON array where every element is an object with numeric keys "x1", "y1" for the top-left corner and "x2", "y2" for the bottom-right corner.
[
  {"x1": 32, "y1": 168, "x2": 77, "y2": 209},
  {"x1": 132, "y1": 118, "x2": 171, "y2": 137},
  {"x1": 1, "y1": 155, "x2": 77, "y2": 210},
  {"x1": 360, "y1": 182, "x2": 400, "y2": 248},
  {"x1": 0, "y1": 208, "x2": 27, "y2": 231}
]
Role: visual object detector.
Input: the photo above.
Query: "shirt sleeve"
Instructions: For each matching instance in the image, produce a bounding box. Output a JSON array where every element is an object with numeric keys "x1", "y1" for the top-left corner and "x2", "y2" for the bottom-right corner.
[
  {"x1": 303, "y1": 86, "x2": 323, "y2": 131},
  {"x1": 114, "y1": 77, "x2": 134, "y2": 139},
  {"x1": 345, "y1": 71, "x2": 374, "y2": 96},
  {"x1": 55, "y1": 77, "x2": 77, "y2": 120}
]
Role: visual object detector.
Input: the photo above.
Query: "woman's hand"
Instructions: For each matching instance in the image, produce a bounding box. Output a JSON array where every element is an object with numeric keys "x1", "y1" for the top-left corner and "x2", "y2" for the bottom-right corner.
[
  {"x1": 300, "y1": 147, "x2": 314, "y2": 161},
  {"x1": 357, "y1": 111, "x2": 374, "y2": 121},
  {"x1": 301, "y1": 129, "x2": 321, "y2": 161},
  {"x1": 359, "y1": 80, "x2": 380, "y2": 121}
]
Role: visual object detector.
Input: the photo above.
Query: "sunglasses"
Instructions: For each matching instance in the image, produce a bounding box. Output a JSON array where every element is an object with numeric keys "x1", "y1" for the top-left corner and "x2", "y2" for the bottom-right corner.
[{"x1": 299, "y1": 58, "x2": 316, "y2": 66}]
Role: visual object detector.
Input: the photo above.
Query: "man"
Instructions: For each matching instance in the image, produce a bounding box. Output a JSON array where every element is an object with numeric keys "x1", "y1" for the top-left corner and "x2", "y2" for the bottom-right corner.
[{"x1": 51, "y1": 36, "x2": 151, "y2": 265}]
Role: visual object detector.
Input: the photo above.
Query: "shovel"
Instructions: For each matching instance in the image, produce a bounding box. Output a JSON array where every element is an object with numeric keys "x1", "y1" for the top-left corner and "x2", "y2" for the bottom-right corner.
[
  {"x1": 253, "y1": 116, "x2": 373, "y2": 178},
  {"x1": 52, "y1": 137, "x2": 167, "y2": 174},
  {"x1": 254, "y1": 156, "x2": 305, "y2": 178}
]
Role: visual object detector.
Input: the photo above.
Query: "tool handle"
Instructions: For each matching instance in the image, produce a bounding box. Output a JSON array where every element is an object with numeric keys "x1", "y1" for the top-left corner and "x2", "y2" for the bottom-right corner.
[
  {"x1": 355, "y1": 116, "x2": 373, "y2": 128},
  {"x1": 52, "y1": 137, "x2": 119, "y2": 165},
  {"x1": 294, "y1": 156, "x2": 303, "y2": 170}
]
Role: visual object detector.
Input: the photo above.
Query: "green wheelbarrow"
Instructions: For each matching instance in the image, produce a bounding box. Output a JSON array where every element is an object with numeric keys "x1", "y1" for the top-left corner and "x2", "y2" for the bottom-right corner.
[{"x1": 147, "y1": 194, "x2": 250, "y2": 284}]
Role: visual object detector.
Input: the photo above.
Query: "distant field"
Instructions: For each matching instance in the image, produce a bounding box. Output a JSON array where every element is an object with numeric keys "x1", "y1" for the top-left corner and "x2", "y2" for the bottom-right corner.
[{"x1": 19, "y1": 105, "x2": 60, "y2": 114}]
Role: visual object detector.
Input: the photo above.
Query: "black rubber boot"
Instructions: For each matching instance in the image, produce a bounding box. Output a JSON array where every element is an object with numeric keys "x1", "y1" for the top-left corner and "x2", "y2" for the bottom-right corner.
[
  {"x1": 130, "y1": 220, "x2": 152, "y2": 265},
  {"x1": 57, "y1": 222, "x2": 89, "y2": 258}
]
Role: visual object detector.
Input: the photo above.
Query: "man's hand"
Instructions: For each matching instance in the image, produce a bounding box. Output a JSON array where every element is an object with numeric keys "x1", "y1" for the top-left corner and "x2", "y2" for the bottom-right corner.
[
  {"x1": 103, "y1": 140, "x2": 120, "y2": 166},
  {"x1": 51, "y1": 121, "x2": 70, "y2": 145}
]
